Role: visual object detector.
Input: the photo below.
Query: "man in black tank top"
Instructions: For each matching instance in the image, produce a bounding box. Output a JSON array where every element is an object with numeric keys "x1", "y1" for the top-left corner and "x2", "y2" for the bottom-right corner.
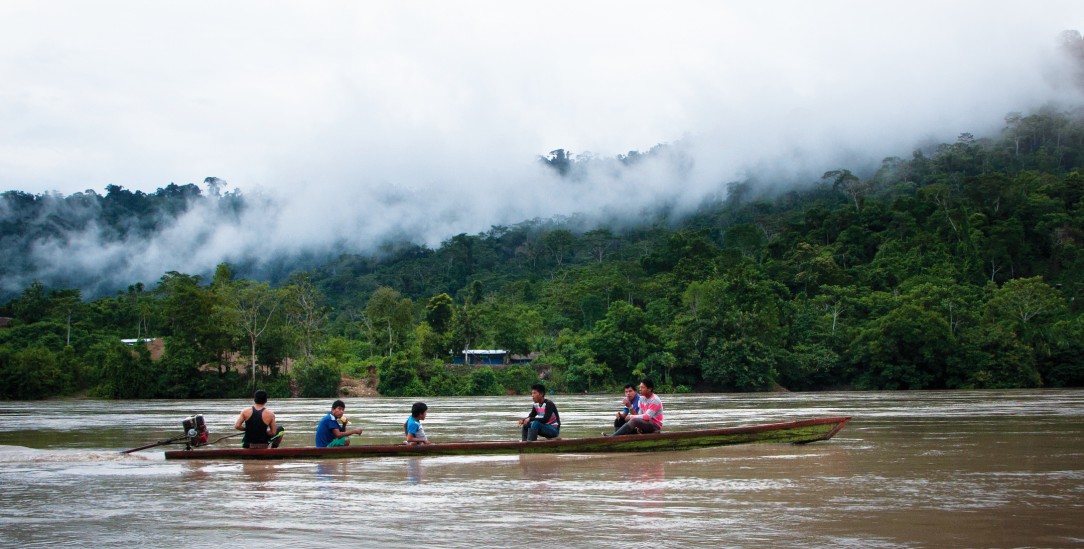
[{"x1": 234, "y1": 390, "x2": 284, "y2": 448}]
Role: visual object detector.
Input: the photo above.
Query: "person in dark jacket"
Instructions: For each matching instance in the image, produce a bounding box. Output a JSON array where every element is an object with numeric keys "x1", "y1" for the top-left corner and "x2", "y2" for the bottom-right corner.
[{"x1": 519, "y1": 384, "x2": 560, "y2": 441}]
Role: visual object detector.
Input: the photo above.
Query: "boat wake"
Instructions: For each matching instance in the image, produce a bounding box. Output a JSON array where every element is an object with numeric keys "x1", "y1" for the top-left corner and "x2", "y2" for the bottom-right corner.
[{"x1": 0, "y1": 444, "x2": 157, "y2": 463}]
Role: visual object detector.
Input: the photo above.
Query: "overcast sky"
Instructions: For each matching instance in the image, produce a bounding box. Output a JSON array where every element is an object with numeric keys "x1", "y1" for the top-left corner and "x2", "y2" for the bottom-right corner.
[{"x1": 2, "y1": 2, "x2": 1084, "y2": 293}]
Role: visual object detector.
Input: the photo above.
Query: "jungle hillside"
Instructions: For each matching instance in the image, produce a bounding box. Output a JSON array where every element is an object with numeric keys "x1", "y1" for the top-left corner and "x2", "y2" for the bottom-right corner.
[{"x1": 3, "y1": 108, "x2": 1084, "y2": 400}]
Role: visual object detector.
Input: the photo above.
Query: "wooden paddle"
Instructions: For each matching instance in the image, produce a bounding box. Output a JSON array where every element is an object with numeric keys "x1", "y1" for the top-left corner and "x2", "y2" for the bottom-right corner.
[
  {"x1": 123, "y1": 427, "x2": 282, "y2": 453},
  {"x1": 120, "y1": 434, "x2": 187, "y2": 454}
]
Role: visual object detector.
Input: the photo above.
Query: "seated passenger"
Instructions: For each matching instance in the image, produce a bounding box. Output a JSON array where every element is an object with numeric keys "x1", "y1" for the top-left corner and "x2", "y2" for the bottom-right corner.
[
  {"x1": 315, "y1": 399, "x2": 363, "y2": 448},
  {"x1": 613, "y1": 383, "x2": 641, "y2": 431},
  {"x1": 234, "y1": 389, "x2": 284, "y2": 449},
  {"x1": 608, "y1": 378, "x2": 663, "y2": 436},
  {"x1": 405, "y1": 402, "x2": 430, "y2": 445},
  {"x1": 519, "y1": 383, "x2": 560, "y2": 441}
]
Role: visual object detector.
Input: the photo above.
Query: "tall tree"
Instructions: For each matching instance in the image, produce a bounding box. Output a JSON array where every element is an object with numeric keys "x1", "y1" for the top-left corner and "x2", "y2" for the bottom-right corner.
[
  {"x1": 157, "y1": 272, "x2": 223, "y2": 364},
  {"x1": 283, "y1": 274, "x2": 327, "y2": 360},
  {"x1": 823, "y1": 169, "x2": 870, "y2": 212},
  {"x1": 583, "y1": 228, "x2": 617, "y2": 263},
  {"x1": 542, "y1": 229, "x2": 576, "y2": 266},
  {"x1": 425, "y1": 293, "x2": 455, "y2": 334},
  {"x1": 365, "y1": 287, "x2": 414, "y2": 357},
  {"x1": 590, "y1": 301, "x2": 657, "y2": 379},
  {"x1": 12, "y1": 281, "x2": 49, "y2": 324},
  {"x1": 230, "y1": 281, "x2": 282, "y2": 390},
  {"x1": 48, "y1": 289, "x2": 82, "y2": 346}
]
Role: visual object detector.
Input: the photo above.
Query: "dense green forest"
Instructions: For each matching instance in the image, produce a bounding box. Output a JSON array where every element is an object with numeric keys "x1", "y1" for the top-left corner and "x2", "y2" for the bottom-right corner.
[{"x1": 3, "y1": 108, "x2": 1084, "y2": 400}]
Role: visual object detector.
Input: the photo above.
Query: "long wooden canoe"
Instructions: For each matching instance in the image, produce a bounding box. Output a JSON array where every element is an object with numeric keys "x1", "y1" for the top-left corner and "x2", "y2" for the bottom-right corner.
[{"x1": 163, "y1": 416, "x2": 850, "y2": 460}]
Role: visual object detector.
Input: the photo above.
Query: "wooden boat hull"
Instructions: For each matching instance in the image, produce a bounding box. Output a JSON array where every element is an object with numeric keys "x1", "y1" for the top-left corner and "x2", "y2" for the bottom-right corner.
[{"x1": 163, "y1": 416, "x2": 850, "y2": 460}]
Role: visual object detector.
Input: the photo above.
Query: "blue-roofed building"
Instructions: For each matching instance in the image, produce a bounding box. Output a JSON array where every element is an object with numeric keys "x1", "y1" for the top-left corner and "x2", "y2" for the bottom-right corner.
[
  {"x1": 450, "y1": 350, "x2": 541, "y2": 367},
  {"x1": 451, "y1": 349, "x2": 509, "y2": 365}
]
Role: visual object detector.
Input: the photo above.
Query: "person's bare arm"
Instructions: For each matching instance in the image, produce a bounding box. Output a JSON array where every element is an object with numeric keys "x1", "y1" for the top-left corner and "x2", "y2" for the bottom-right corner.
[
  {"x1": 234, "y1": 409, "x2": 250, "y2": 431},
  {"x1": 332, "y1": 426, "x2": 362, "y2": 439},
  {"x1": 265, "y1": 410, "x2": 277, "y2": 435}
]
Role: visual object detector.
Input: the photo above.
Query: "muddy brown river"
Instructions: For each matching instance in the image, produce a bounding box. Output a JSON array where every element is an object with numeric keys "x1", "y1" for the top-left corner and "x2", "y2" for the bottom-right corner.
[{"x1": 1, "y1": 390, "x2": 1082, "y2": 548}]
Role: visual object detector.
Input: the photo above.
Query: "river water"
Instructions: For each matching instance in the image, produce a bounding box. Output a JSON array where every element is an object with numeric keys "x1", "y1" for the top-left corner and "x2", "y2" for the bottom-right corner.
[{"x1": 1, "y1": 390, "x2": 1082, "y2": 548}]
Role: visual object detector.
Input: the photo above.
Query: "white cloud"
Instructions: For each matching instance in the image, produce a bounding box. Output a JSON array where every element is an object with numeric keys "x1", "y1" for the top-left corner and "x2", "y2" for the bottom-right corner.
[{"x1": 2, "y1": 1, "x2": 1083, "y2": 293}]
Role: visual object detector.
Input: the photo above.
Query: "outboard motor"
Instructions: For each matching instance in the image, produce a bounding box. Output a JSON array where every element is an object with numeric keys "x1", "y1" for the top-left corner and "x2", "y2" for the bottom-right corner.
[{"x1": 182, "y1": 414, "x2": 209, "y2": 449}]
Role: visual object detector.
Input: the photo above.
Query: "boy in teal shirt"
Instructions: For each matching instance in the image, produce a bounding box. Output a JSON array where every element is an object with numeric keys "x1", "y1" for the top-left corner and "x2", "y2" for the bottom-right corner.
[{"x1": 405, "y1": 402, "x2": 429, "y2": 445}]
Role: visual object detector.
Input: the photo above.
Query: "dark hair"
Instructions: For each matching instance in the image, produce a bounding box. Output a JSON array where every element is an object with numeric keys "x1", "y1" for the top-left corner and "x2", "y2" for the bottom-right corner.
[
  {"x1": 332, "y1": 399, "x2": 346, "y2": 410},
  {"x1": 411, "y1": 402, "x2": 428, "y2": 418},
  {"x1": 531, "y1": 383, "x2": 546, "y2": 394},
  {"x1": 640, "y1": 378, "x2": 654, "y2": 390},
  {"x1": 623, "y1": 384, "x2": 636, "y2": 390},
  {"x1": 254, "y1": 390, "x2": 268, "y2": 405}
]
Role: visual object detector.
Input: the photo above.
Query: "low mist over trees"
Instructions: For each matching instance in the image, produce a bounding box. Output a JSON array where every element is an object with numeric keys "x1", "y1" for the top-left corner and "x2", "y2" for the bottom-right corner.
[
  {"x1": 0, "y1": 178, "x2": 249, "y2": 298},
  {"x1": 4, "y1": 108, "x2": 1084, "y2": 399}
]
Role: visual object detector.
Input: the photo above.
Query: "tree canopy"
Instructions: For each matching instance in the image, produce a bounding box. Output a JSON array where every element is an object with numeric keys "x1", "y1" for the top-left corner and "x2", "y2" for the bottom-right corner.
[{"x1": 4, "y1": 108, "x2": 1084, "y2": 399}]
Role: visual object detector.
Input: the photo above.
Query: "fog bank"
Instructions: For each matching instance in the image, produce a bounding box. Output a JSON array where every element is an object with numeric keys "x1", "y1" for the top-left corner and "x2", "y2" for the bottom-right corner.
[{"x1": 2, "y1": 2, "x2": 1083, "y2": 296}]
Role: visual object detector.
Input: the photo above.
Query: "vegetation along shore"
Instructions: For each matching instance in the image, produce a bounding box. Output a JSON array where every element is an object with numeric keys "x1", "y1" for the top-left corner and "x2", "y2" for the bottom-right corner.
[{"x1": 3, "y1": 108, "x2": 1084, "y2": 399}]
